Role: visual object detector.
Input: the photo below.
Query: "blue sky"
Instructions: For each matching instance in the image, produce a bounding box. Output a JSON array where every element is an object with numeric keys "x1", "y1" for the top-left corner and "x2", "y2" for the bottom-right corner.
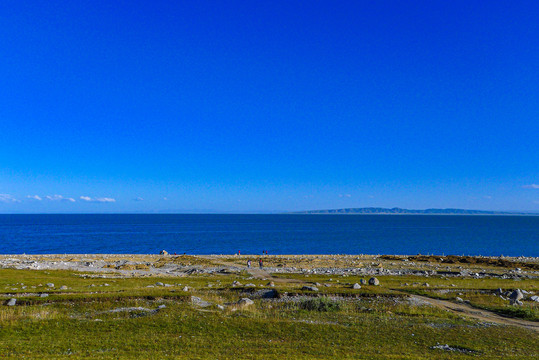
[{"x1": 0, "y1": 1, "x2": 538, "y2": 213}]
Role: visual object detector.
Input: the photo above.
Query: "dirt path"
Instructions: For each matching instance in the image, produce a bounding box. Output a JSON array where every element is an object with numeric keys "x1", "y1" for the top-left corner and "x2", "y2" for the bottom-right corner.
[{"x1": 409, "y1": 294, "x2": 539, "y2": 333}]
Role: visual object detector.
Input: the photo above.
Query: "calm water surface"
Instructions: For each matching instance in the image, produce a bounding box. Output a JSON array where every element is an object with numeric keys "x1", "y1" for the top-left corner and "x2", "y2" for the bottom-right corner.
[{"x1": 0, "y1": 214, "x2": 537, "y2": 256}]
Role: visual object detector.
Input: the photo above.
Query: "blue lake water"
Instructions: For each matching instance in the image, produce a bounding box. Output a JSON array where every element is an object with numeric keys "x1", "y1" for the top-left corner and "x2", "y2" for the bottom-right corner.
[{"x1": 0, "y1": 214, "x2": 537, "y2": 256}]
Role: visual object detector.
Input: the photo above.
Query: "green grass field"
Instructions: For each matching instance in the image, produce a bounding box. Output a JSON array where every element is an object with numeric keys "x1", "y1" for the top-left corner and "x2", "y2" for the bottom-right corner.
[{"x1": 1, "y1": 268, "x2": 538, "y2": 359}]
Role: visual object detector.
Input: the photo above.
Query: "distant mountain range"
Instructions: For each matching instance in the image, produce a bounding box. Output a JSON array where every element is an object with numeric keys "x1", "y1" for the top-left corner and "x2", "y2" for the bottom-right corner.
[{"x1": 293, "y1": 207, "x2": 536, "y2": 215}]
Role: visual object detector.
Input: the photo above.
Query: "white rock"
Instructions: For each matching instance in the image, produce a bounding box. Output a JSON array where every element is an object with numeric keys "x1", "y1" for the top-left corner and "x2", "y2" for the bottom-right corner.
[
  {"x1": 237, "y1": 298, "x2": 254, "y2": 306},
  {"x1": 6, "y1": 298, "x2": 16, "y2": 306}
]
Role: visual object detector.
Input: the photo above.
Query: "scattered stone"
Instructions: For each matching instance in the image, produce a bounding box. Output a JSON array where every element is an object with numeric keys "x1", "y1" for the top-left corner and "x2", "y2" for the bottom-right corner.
[
  {"x1": 46, "y1": 283, "x2": 54, "y2": 288},
  {"x1": 456, "y1": 297, "x2": 464, "y2": 303},
  {"x1": 232, "y1": 281, "x2": 242, "y2": 287},
  {"x1": 59, "y1": 285, "x2": 68, "y2": 290},
  {"x1": 359, "y1": 279, "x2": 367, "y2": 285},
  {"x1": 182, "y1": 286, "x2": 190, "y2": 292},
  {"x1": 104, "y1": 283, "x2": 110, "y2": 287},
  {"x1": 155, "y1": 282, "x2": 164, "y2": 287},
  {"x1": 431, "y1": 344, "x2": 478, "y2": 354},
  {"x1": 6, "y1": 298, "x2": 16, "y2": 306},
  {"x1": 158, "y1": 305, "x2": 166, "y2": 309},
  {"x1": 423, "y1": 283, "x2": 430, "y2": 287},
  {"x1": 352, "y1": 283, "x2": 361, "y2": 290},
  {"x1": 190, "y1": 296, "x2": 213, "y2": 308},
  {"x1": 302, "y1": 286, "x2": 319, "y2": 292},
  {"x1": 217, "y1": 304, "x2": 225, "y2": 310},
  {"x1": 530, "y1": 295, "x2": 539, "y2": 302},
  {"x1": 237, "y1": 298, "x2": 254, "y2": 306},
  {"x1": 40, "y1": 293, "x2": 49, "y2": 298},
  {"x1": 369, "y1": 277, "x2": 380, "y2": 286},
  {"x1": 509, "y1": 289, "x2": 524, "y2": 302},
  {"x1": 267, "y1": 281, "x2": 275, "y2": 287},
  {"x1": 245, "y1": 283, "x2": 256, "y2": 287}
]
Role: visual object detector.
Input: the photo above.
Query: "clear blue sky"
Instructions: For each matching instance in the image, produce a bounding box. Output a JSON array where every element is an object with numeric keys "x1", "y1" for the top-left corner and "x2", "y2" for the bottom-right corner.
[{"x1": 1, "y1": 1, "x2": 538, "y2": 213}]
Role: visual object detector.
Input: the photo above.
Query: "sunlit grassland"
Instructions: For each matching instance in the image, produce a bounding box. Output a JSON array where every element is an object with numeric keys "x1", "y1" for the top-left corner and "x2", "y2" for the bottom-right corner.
[{"x1": 1, "y1": 269, "x2": 538, "y2": 359}]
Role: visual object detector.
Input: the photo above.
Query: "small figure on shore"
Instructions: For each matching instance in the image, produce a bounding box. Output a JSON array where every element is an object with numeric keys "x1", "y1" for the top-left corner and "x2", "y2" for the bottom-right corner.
[
  {"x1": 160, "y1": 250, "x2": 168, "y2": 255},
  {"x1": 238, "y1": 250, "x2": 241, "y2": 256},
  {"x1": 247, "y1": 260, "x2": 251, "y2": 268},
  {"x1": 265, "y1": 250, "x2": 268, "y2": 255},
  {"x1": 259, "y1": 258, "x2": 263, "y2": 269}
]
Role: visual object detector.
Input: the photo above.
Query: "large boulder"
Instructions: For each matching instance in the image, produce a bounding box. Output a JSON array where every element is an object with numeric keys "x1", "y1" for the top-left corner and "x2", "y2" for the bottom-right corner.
[
  {"x1": 252, "y1": 289, "x2": 278, "y2": 299},
  {"x1": 6, "y1": 298, "x2": 16, "y2": 306},
  {"x1": 359, "y1": 279, "x2": 367, "y2": 285},
  {"x1": 352, "y1": 283, "x2": 361, "y2": 290},
  {"x1": 509, "y1": 289, "x2": 524, "y2": 301},
  {"x1": 302, "y1": 286, "x2": 319, "y2": 292},
  {"x1": 369, "y1": 277, "x2": 380, "y2": 286},
  {"x1": 509, "y1": 289, "x2": 524, "y2": 305}
]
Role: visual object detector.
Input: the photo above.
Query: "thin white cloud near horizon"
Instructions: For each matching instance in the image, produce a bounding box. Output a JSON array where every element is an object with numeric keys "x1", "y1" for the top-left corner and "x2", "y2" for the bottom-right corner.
[
  {"x1": 133, "y1": 197, "x2": 144, "y2": 201},
  {"x1": 46, "y1": 195, "x2": 76, "y2": 202},
  {"x1": 523, "y1": 184, "x2": 539, "y2": 189},
  {"x1": 0, "y1": 194, "x2": 20, "y2": 203},
  {"x1": 27, "y1": 195, "x2": 42, "y2": 201},
  {"x1": 80, "y1": 196, "x2": 116, "y2": 203}
]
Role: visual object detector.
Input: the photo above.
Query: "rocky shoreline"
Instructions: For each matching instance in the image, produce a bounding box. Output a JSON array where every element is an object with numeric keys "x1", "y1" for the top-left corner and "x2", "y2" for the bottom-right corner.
[{"x1": 1, "y1": 254, "x2": 537, "y2": 280}]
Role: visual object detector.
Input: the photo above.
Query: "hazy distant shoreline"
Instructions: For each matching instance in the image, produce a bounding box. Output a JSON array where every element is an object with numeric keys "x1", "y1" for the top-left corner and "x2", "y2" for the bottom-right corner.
[{"x1": 292, "y1": 207, "x2": 539, "y2": 215}]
